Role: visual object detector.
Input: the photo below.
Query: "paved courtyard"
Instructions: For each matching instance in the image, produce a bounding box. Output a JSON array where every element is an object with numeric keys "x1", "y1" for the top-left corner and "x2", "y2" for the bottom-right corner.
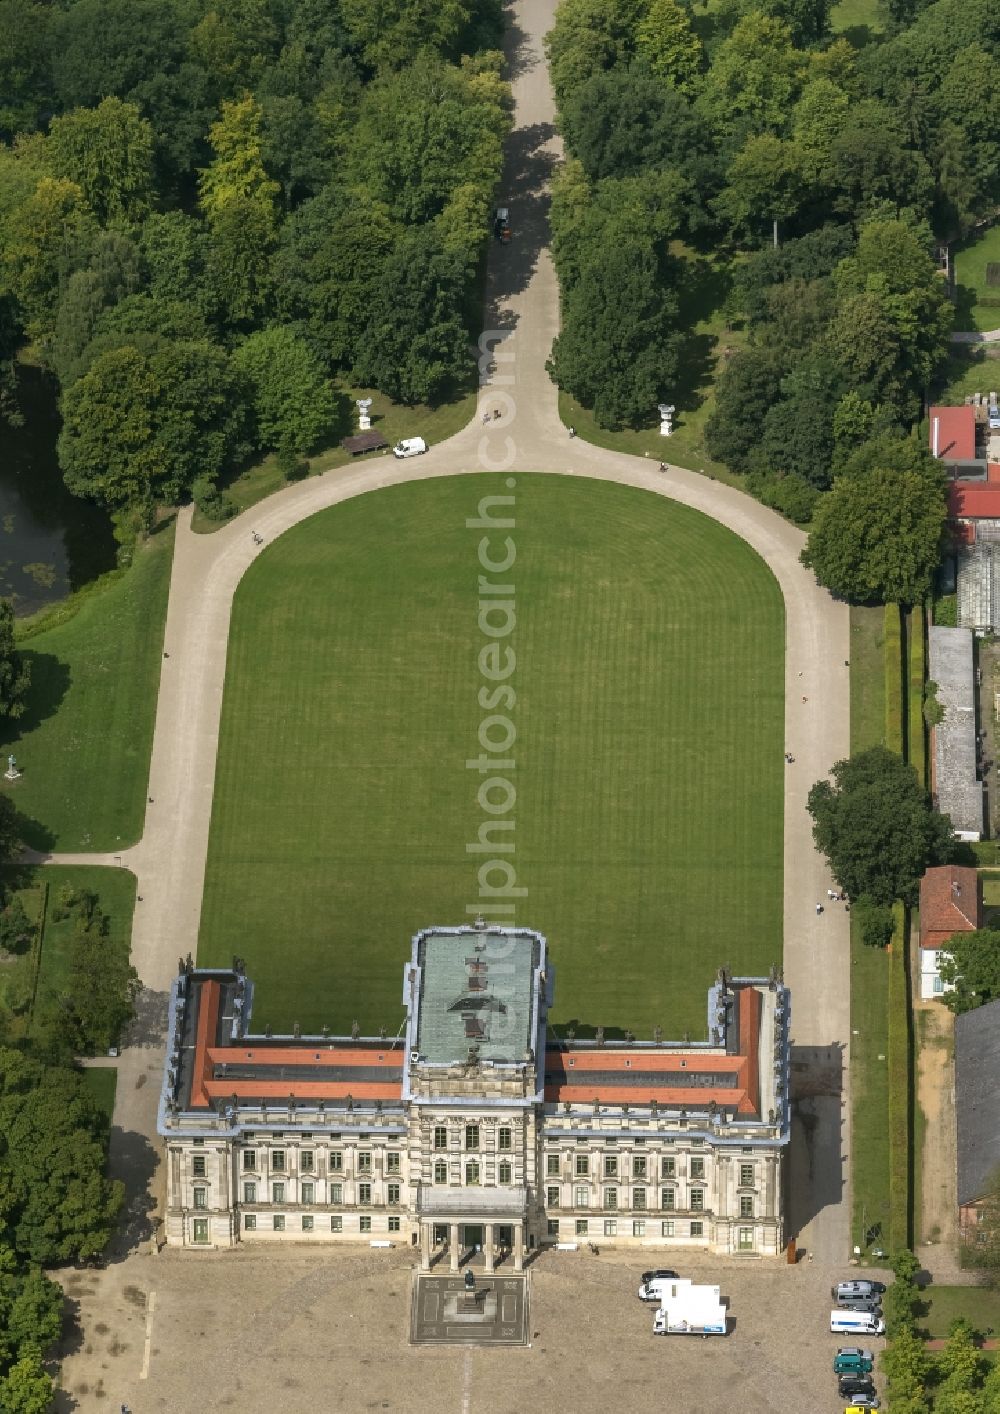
[{"x1": 56, "y1": 1246, "x2": 882, "y2": 1413}]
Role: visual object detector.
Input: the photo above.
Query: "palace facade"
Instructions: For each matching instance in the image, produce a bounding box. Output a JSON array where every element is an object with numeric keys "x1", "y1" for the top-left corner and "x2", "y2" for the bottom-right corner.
[{"x1": 159, "y1": 923, "x2": 791, "y2": 1265}]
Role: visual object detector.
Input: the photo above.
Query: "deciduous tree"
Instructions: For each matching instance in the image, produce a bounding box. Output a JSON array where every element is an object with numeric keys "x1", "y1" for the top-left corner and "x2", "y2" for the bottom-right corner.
[
  {"x1": 939, "y1": 931, "x2": 1000, "y2": 1014},
  {"x1": 232, "y1": 326, "x2": 337, "y2": 455},
  {"x1": 807, "y1": 745, "x2": 954, "y2": 906},
  {"x1": 0, "y1": 601, "x2": 29, "y2": 719},
  {"x1": 46, "y1": 99, "x2": 156, "y2": 224}
]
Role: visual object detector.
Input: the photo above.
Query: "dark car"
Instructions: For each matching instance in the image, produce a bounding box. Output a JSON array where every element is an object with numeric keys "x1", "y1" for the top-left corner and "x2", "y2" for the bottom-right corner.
[
  {"x1": 839, "y1": 1375, "x2": 875, "y2": 1398},
  {"x1": 641, "y1": 1269, "x2": 679, "y2": 1285},
  {"x1": 838, "y1": 1296, "x2": 883, "y2": 1314}
]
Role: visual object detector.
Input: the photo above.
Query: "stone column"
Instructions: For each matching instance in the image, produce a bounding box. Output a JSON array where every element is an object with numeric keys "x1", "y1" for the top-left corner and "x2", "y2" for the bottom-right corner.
[
  {"x1": 513, "y1": 1222, "x2": 524, "y2": 1272},
  {"x1": 420, "y1": 1222, "x2": 432, "y2": 1271},
  {"x1": 450, "y1": 1223, "x2": 460, "y2": 1272},
  {"x1": 483, "y1": 1223, "x2": 495, "y2": 1274}
]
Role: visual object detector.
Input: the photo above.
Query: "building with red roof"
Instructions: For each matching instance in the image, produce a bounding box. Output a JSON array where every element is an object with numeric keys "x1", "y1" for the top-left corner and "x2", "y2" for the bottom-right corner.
[
  {"x1": 160, "y1": 924, "x2": 791, "y2": 1263},
  {"x1": 919, "y1": 864, "x2": 982, "y2": 999}
]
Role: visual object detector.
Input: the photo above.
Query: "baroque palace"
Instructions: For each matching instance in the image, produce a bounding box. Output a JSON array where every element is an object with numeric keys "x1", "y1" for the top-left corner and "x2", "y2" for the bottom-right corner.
[{"x1": 159, "y1": 923, "x2": 791, "y2": 1267}]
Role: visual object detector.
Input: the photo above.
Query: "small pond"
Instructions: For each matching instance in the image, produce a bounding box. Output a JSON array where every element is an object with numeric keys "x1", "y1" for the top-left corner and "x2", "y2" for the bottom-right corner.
[{"x1": 0, "y1": 367, "x2": 116, "y2": 617}]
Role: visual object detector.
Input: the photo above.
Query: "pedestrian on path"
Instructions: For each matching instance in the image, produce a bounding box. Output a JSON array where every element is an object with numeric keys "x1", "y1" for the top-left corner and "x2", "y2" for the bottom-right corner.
[{"x1": 816, "y1": 902, "x2": 823, "y2": 914}]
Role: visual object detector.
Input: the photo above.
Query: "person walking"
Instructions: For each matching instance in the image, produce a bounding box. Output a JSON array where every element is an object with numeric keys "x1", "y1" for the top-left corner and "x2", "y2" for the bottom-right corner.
[{"x1": 815, "y1": 902, "x2": 823, "y2": 914}]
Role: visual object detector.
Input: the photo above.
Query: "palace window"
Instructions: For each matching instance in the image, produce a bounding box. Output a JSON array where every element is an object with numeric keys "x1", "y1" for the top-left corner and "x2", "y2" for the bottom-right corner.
[
  {"x1": 192, "y1": 1155, "x2": 206, "y2": 1178},
  {"x1": 271, "y1": 1151, "x2": 286, "y2": 1173},
  {"x1": 633, "y1": 1188, "x2": 646, "y2": 1211},
  {"x1": 465, "y1": 1125, "x2": 480, "y2": 1151},
  {"x1": 739, "y1": 1195, "x2": 754, "y2": 1219},
  {"x1": 547, "y1": 1186, "x2": 559, "y2": 1208},
  {"x1": 546, "y1": 1154, "x2": 560, "y2": 1177},
  {"x1": 300, "y1": 1152, "x2": 315, "y2": 1173},
  {"x1": 739, "y1": 1227, "x2": 753, "y2": 1250},
  {"x1": 330, "y1": 1183, "x2": 343, "y2": 1204},
  {"x1": 273, "y1": 1215, "x2": 285, "y2": 1232},
  {"x1": 690, "y1": 1189, "x2": 704, "y2": 1212},
  {"x1": 690, "y1": 1221, "x2": 703, "y2": 1238},
  {"x1": 661, "y1": 1158, "x2": 675, "y2": 1179},
  {"x1": 465, "y1": 1161, "x2": 480, "y2": 1186},
  {"x1": 603, "y1": 1156, "x2": 618, "y2": 1179},
  {"x1": 575, "y1": 1155, "x2": 589, "y2": 1176},
  {"x1": 387, "y1": 1184, "x2": 400, "y2": 1205},
  {"x1": 434, "y1": 1160, "x2": 448, "y2": 1184},
  {"x1": 661, "y1": 1220, "x2": 674, "y2": 1238},
  {"x1": 301, "y1": 1182, "x2": 315, "y2": 1205},
  {"x1": 192, "y1": 1219, "x2": 209, "y2": 1243},
  {"x1": 739, "y1": 1163, "x2": 754, "y2": 1187},
  {"x1": 193, "y1": 1187, "x2": 207, "y2": 1210},
  {"x1": 604, "y1": 1188, "x2": 618, "y2": 1211},
  {"x1": 575, "y1": 1219, "x2": 588, "y2": 1236},
  {"x1": 272, "y1": 1182, "x2": 285, "y2": 1203},
  {"x1": 689, "y1": 1157, "x2": 704, "y2": 1180},
  {"x1": 358, "y1": 1183, "x2": 372, "y2": 1205},
  {"x1": 387, "y1": 1152, "x2": 401, "y2": 1174},
  {"x1": 243, "y1": 1151, "x2": 257, "y2": 1171},
  {"x1": 244, "y1": 1214, "x2": 256, "y2": 1231},
  {"x1": 661, "y1": 1188, "x2": 675, "y2": 1211},
  {"x1": 302, "y1": 1215, "x2": 314, "y2": 1232},
  {"x1": 633, "y1": 1220, "x2": 645, "y2": 1238},
  {"x1": 498, "y1": 1160, "x2": 512, "y2": 1185},
  {"x1": 633, "y1": 1157, "x2": 647, "y2": 1179},
  {"x1": 389, "y1": 1217, "x2": 401, "y2": 1233},
  {"x1": 498, "y1": 1128, "x2": 512, "y2": 1152},
  {"x1": 358, "y1": 1152, "x2": 372, "y2": 1174},
  {"x1": 244, "y1": 1182, "x2": 257, "y2": 1204},
  {"x1": 547, "y1": 1220, "x2": 559, "y2": 1238},
  {"x1": 329, "y1": 1151, "x2": 343, "y2": 1172},
  {"x1": 604, "y1": 1220, "x2": 617, "y2": 1237},
  {"x1": 360, "y1": 1216, "x2": 372, "y2": 1233},
  {"x1": 331, "y1": 1216, "x2": 343, "y2": 1233},
  {"x1": 434, "y1": 1127, "x2": 448, "y2": 1151},
  {"x1": 574, "y1": 1186, "x2": 589, "y2": 1208}
]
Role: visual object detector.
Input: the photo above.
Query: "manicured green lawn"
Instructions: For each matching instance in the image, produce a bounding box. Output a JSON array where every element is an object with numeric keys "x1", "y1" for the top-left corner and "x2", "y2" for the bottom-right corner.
[
  {"x1": 932, "y1": 347, "x2": 1000, "y2": 406},
  {"x1": 830, "y1": 0, "x2": 882, "y2": 36},
  {"x1": 0, "y1": 526, "x2": 174, "y2": 850},
  {"x1": 955, "y1": 225, "x2": 1000, "y2": 334},
  {"x1": 849, "y1": 605, "x2": 893, "y2": 1256},
  {"x1": 192, "y1": 384, "x2": 478, "y2": 532},
  {"x1": 0, "y1": 864, "x2": 136, "y2": 1040},
  {"x1": 919, "y1": 1285, "x2": 1000, "y2": 1339},
  {"x1": 81, "y1": 1065, "x2": 118, "y2": 1120},
  {"x1": 198, "y1": 475, "x2": 785, "y2": 1036}
]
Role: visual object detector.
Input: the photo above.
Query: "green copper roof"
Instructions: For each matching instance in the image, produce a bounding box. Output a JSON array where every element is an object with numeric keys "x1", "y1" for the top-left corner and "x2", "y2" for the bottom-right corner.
[{"x1": 414, "y1": 929, "x2": 539, "y2": 1064}]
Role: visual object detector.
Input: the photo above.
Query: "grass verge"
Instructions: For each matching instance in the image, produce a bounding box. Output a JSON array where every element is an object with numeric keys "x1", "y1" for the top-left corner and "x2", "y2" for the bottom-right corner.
[
  {"x1": 919, "y1": 1286, "x2": 1000, "y2": 1339},
  {"x1": 888, "y1": 900, "x2": 911, "y2": 1252},
  {"x1": 81, "y1": 1065, "x2": 118, "y2": 1120},
  {"x1": 0, "y1": 526, "x2": 174, "y2": 850},
  {"x1": 0, "y1": 864, "x2": 136, "y2": 1040},
  {"x1": 850, "y1": 605, "x2": 892, "y2": 1255},
  {"x1": 192, "y1": 384, "x2": 478, "y2": 532},
  {"x1": 954, "y1": 223, "x2": 1000, "y2": 334},
  {"x1": 198, "y1": 474, "x2": 784, "y2": 1036}
]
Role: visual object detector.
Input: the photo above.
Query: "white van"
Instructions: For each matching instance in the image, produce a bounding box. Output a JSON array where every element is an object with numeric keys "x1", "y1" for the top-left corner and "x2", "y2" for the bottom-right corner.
[
  {"x1": 831, "y1": 1309, "x2": 885, "y2": 1336},
  {"x1": 393, "y1": 437, "x2": 427, "y2": 459}
]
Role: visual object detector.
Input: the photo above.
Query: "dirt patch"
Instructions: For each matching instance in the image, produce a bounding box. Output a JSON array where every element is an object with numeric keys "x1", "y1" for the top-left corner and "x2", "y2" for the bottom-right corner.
[{"x1": 915, "y1": 1002, "x2": 960, "y2": 1273}]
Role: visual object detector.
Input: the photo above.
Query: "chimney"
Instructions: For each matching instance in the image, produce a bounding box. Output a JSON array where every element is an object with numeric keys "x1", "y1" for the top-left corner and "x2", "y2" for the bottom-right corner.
[{"x1": 932, "y1": 416, "x2": 940, "y2": 459}]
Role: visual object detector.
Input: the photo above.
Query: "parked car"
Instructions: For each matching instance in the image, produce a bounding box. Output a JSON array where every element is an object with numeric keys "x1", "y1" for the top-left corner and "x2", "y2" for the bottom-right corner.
[
  {"x1": 641, "y1": 1269, "x2": 679, "y2": 1286},
  {"x1": 847, "y1": 1398, "x2": 880, "y2": 1410},
  {"x1": 833, "y1": 1281, "x2": 886, "y2": 1300},
  {"x1": 834, "y1": 1349, "x2": 874, "y2": 1375},
  {"x1": 638, "y1": 1282, "x2": 673, "y2": 1302},
  {"x1": 838, "y1": 1296, "x2": 883, "y2": 1314},
  {"x1": 839, "y1": 1375, "x2": 875, "y2": 1397},
  {"x1": 393, "y1": 437, "x2": 428, "y2": 459}
]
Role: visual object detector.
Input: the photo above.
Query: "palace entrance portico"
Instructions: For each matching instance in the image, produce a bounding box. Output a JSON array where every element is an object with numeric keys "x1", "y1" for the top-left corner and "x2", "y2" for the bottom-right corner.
[{"x1": 416, "y1": 1186, "x2": 527, "y2": 1273}]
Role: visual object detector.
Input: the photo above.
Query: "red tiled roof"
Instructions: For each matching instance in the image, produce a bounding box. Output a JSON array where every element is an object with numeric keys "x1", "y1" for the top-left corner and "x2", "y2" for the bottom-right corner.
[
  {"x1": 545, "y1": 986, "x2": 763, "y2": 1117},
  {"x1": 931, "y1": 405, "x2": 976, "y2": 462},
  {"x1": 949, "y1": 483, "x2": 1000, "y2": 520},
  {"x1": 919, "y1": 865, "x2": 981, "y2": 950}
]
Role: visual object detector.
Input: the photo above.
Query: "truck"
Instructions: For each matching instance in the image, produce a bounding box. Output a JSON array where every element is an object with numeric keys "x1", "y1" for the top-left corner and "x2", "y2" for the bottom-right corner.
[{"x1": 651, "y1": 1280, "x2": 727, "y2": 1337}]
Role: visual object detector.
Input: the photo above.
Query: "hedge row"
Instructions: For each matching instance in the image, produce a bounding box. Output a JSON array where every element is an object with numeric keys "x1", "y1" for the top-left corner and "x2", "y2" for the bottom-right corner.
[
  {"x1": 884, "y1": 603, "x2": 905, "y2": 755},
  {"x1": 887, "y1": 900, "x2": 912, "y2": 1253},
  {"x1": 908, "y1": 606, "x2": 926, "y2": 787}
]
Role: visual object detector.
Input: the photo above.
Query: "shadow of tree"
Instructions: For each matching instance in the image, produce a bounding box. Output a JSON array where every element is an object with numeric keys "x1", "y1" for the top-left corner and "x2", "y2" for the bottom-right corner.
[{"x1": 1, "y1": 650, "x2": 71, "y2": 743}]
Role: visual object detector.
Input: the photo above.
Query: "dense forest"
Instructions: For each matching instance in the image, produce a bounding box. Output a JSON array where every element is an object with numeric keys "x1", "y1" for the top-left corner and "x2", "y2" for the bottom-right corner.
[
  {"x1": 0, "y1": 0, "x2": 510, "y2": 549},
  {"x1": 546, "y1": 0, "x2": 1000, "y2": 597}
]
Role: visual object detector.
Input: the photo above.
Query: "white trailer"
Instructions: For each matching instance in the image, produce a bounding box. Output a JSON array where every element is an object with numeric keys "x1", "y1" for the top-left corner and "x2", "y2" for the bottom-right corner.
[{"x1": 652, "y1": 1280, "x2": 727, "y2": 1337}]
